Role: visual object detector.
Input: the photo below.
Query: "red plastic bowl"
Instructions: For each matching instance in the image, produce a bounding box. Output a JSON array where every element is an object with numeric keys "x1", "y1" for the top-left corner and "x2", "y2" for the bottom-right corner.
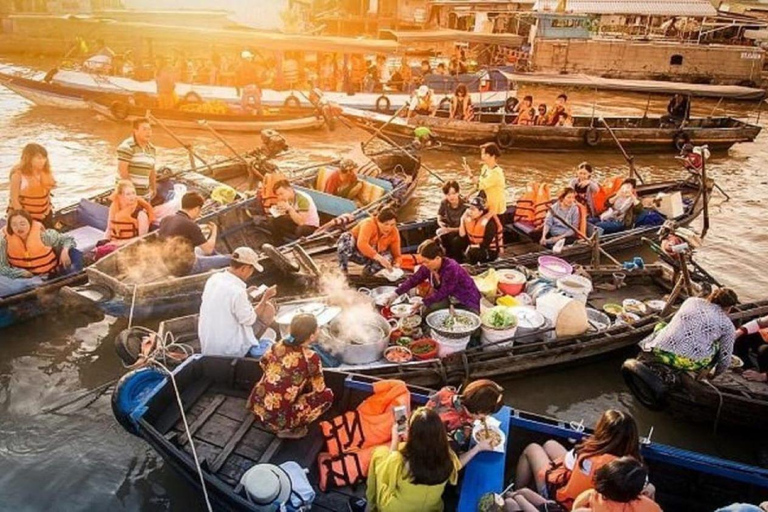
[{"x1": 409, "y1": 338, "x2": 439, "y2": 361}]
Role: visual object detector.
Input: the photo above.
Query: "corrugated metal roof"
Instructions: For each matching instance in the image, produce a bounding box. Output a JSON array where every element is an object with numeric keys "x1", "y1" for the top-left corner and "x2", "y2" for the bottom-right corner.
[{"x1": 534, "y1": 0, "x2": 718, "y2": 17}]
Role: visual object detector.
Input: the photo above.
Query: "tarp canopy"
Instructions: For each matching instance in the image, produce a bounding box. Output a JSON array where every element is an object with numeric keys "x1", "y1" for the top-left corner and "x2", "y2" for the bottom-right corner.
[{"x1": 380, "y1": 29, "x2": 525, "y2": 47}]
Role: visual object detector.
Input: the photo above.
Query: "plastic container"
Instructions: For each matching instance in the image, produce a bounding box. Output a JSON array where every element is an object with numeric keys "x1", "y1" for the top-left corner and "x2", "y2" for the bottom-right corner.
[
  {"x1": 507, "y1": 306, "x2": 547, "y2": 344},
  {"x1": 409, "y1": 338, "x2": 439, "y2": 360},
  {"x1": 433, "y1": 331, "x2": 472, "y2": 357},
  {"x1": 537, "y1": 256, "x2": 573, "y2": 280},
  {"x1": 480, "y1": 307, "x2": 518, "y2": 350},
  {"x1": 556, "y1": 275, "x2": 593, "y2": 304},
  {"x1": 426, "y1": 309, "x2": 481, "y2": 358},
  {"x1": 497, "y1": 269, "x2": 527, "y2": 296}
]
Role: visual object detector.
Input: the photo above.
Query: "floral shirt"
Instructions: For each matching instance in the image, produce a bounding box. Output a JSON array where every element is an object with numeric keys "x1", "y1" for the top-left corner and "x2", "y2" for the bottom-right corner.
[
  {"x1": 248, "y1": 342, "x2": 333, "y2": 432},
  {"x1": 426, "y1": 387, "x2": 474, "y2": 451}
]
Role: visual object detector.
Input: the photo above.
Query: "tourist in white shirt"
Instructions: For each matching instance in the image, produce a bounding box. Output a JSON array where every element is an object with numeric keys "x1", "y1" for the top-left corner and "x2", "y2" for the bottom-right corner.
[{"x1": 198, "y1": 246, "x2": 277, "y2": 357}]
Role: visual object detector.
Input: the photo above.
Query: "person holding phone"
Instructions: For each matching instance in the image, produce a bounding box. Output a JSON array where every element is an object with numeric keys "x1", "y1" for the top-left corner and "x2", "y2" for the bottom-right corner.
[{"x1": 462, "y1": 142, "x2": 506, "y2": 216}]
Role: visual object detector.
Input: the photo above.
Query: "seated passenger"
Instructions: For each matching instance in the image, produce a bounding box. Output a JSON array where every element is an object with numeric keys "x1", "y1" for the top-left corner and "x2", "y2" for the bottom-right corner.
[
  {"x1": 248, "y1": 313, "x2": 333, "y2": 439},
  {"x1": 364, "y1": 407, "x2": 494, "y2": 512},
  {"x1": 457, "y1": 196, "x2": 501, "y2": 265},
  {"x1": 541, "y1": 187, "x2": 580, "y2": 248},
  {"x1": 594, "y1": 179, "x2": 640, "y2": 235},
  {"x1": 158, "y1": 191, "x2": 230, "y2": 275},
  {"x1": 198, "y1": 247, "x2": 277, "y2": 357},
  {"x1": 324, "y1": 158, "x2": 363, "y2": 201},
  {"x1": 558, "y1": 112, "x2": 574, "y2": 127},
  {"x1": 515, "y1": 409, "x2": 642, "y2": 510},
  {"x1": 271, "y1": 180, "x2": 319, "y2": 244},
  {"x1": 548, "y1": 93, "x2": 571, "y2": 126},
  {"x1": 534, "y1": 104, "x2": 548, "y2": 126},
  {"x1": 106, "y1": 180, "x2": 155, "y2": 247},
  {"x1": 573, "y1": 456, "x2": 661, "y2": 512},
  {"x1": 425, "y1": 379, "x2": 503, "y2": 453},
  {"x1": 450, "y1": 84, "x2": 473, "y2": 121},
  {"x1": 337, "y1": 207, "x2": 401, "y2": 276},
  {"x1": 735, "y1": 315, "x2": 768, "y2": 383},
  {"x1": 390, "y1": 240, "x2": 481, "y2": 315},
  {"x1": 435, "y1": 180, "x2": 467, "y2": 260},
  {"x1": 515, "y1": 95, "x2": 536, "y2": 126},
  {"x1": 570, "y1": 162, "x2": 600, "y2": 218},
  {"x1": 640, "y1": 288, "x2": 739, "y2": 377},
  {"x1": 8, "y1": 143, "x2": 57, "y2": 228},
  {"x1": 1, "y1": 209, "x2": 82, "y2": 282}
]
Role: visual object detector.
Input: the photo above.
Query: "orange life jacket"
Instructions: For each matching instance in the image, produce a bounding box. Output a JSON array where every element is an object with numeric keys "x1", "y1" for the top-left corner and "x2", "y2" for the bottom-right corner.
[
  {"x1": 400, "y1": 253, "x2": 422, "y2": 272},
  {"x1": 5, "y1": 220, "x2": 58, "y2": 275},
  {"x1": 18, "y1": 172, "x2": 55, "y2": 220},
  {"x1": 546, "y1": 453, "x2": 618, "y2": 509},
  {"x1": 317, "y1": 379, "x2": 410, "y2": 490},
  {"x1": 516, "y1": 107, "x2": 535, "y2": 126},
  {"x1": 260, "y1": 171, "x2": 289, "y2": 208},
  {"x1": 108, "y1": 198, "x2": 154, "y2": 242},
  {"x1": 513, "y1": 182, "x2": 551, "y2": 229},
  {"x1": 464, "y1": 213, "x2": 503, "y2": 253},
  {"x1": 592, "y1": 177, "x2": 624, "y2": 215}
]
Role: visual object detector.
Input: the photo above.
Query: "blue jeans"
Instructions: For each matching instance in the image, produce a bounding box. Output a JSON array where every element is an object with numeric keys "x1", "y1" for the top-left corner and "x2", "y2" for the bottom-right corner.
[
  {"x1": 594, "y1": 220, "x2": 625, "y2": 235},
  {"x1": 191, "y1": 253, "x2": 231, "y2": 274}
]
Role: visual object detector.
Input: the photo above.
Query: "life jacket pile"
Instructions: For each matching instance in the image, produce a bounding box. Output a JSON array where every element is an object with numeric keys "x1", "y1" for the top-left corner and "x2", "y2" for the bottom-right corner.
[
  {"x1": 462, "y1": 213, "x2": 504, "y2": 255},
  {"x1": 18, "y1": 172, "x2": 55, "y2": 221},
  {"x1": 317, "y1": 380, "x2": 410, "y2": 491},
  {"x1": 545, "y1": 452, "x2": 618, "y2": 510},
  {"x1": 592, "y1": 176, "x2": 624, "y2": 215},
  {"x1": 260, "y1": 171, "x2": 289, "y2": 209},
  {"x1": 108, "y1": 197, "x2": 155, "y2": 242},
  {"x1": 5, "y1": 220, "x2": 58, "y2": 275},
  {"x1": 513, "y1": 182, "x2": 551, "y2": 230}
]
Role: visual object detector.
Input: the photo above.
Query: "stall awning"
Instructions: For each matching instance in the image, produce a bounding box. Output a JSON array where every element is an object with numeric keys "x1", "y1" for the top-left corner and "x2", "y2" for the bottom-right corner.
[
  {"x1": 380, "y1": 29, "x2": 524, "y2": 46},
  {"x1": 533, "y1": 0, "x2": 717, "y2": 17}
]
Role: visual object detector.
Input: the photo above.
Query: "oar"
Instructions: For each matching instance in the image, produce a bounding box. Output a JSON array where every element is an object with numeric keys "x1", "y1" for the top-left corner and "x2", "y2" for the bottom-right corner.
[
  {"x1": 146, "y1": 111, "x2": 214, "y2": 174},
  {"x1": 363, "y1": 104, "x2": 408, "y2": 149},
  {"x1": 547, "y1": 205, "x2": 622, "y2": 266},
  {"x1": 197, "y1": 119, "x2": 264, "y2": 188},
  {"x1": 41, "y1": 378, "x2": 118, "y2": 415},
  {"x1": 598, "y1": 117, "x2": 646, "y2": 185},
  {"x1": 373, "y1": 130, "x2": 446, "y2": 184}
]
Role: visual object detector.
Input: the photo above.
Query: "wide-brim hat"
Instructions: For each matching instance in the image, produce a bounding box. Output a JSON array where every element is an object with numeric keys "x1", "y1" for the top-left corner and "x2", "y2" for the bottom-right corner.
[
  {"x1": 417, "y1": 85, "x2": 430, "y2": 97},
  {"x1": 240, "y1": 463, "x2": 292, "y2": 509}
]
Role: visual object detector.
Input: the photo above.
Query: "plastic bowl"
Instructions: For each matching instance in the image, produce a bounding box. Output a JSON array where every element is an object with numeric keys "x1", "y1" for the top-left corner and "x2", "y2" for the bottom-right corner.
[
  {"x1": 497, "y1": 269, "x2": 527, "y2": 296},
  {"x1": 409, "y1": 338, "x2": 439, "y2": 360},
  {"x1": 384, "y1": 346, "x2": 412, "y2": 363},
  {"x1": 537, "y1": 256, "x2": 573, "y2": 280}
]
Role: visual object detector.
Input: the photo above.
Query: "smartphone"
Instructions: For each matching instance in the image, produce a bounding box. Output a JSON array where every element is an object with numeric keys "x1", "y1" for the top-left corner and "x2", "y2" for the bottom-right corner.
[
  {"x1": 462, "y1": 156, "x2": 468, "y2": 167},
  {"x1": 249, "y1": 284, "x2": 269, "y2": 301},
  {"x1": 393, "y1": 405, "x2": 408, "y2": 436}
]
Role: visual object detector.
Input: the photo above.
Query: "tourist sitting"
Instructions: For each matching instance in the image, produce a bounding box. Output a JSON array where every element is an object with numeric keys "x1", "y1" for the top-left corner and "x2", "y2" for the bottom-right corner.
[
  {"x1": 572, "y1": 456, "x2": 661, "y2": 512},
  {"x1": 158, "y1": 191, "x2": 230, "y2": 275},
  {"x1": 436, "y1": 180, "x2": 467, "y2": 259},
  {"x1": 198, "y1": 247, "x2": 277, "y2": 357},
  {"x1": 248, "y1": 313, "x2": 333, "y2": 439},
  {"x1": 735, "y1": 315, "x2": 768, "y2": 383},
  {"x1": 8, "y1": 143, "x2": 57, "y2": 228},
  {"x1": 426, "y1": 379, "x2": 503, "y2": 452},
  {"x1": 661, "y1": 93, "x2": 689, "y2": 127},
  {"x1": 450, "y1": 84, "x2": 473, "y2": 121},
  {"x1": 570, "y1": 162, "x2": 600, "y2": 218},
  {"x1": 515, "y1": 96, "x2": 536, "y2": 126},
  {"x1": 558, "y1": 113, "x2": 574, "y2": 127},
  {"x1": 271, "y1": 180, "x2": 319, "y2": 244},
  {"x1": 390, "y1": 240, "x2": 481, "y2": 315},
  {"x1": 1, "y1": 209, "x2": 82, "y2": 289},
  {"x1": 337, "y1": 207, "x2": 401, "y2": 276},
  {"x1": 593, "y1": 179, "x2": 641, "y2": 235},
  {"x1": 548, "y1": 93, "x2": 571, "y2": 126},
  {"x1": 364, "y1": 407, "x2": 494, "y2": 512},
  {"x1": 457, "y1": 196, "x2": 502, "y2": 265},
  {"x1": 541, "y1": 187, "x2": 580, "y2": 248},
  {"x1": 534, "y1": 104, "x2": 548, "y2": 126},
  {"x1": 641, "y1": 288, "x2": 739, "y2": 377},
  {"x1": 323, "y1": 159, "x2": 363, "y2": 201},
  {"x1": 407, "y1": 85, "x2": 434, "y2": 119},
  {"x1": 515, "y1": 409, "x2": 642, "y2": 510},
  {"x1": 106, "y1": 180, "x2": 155, "y2": 247}
]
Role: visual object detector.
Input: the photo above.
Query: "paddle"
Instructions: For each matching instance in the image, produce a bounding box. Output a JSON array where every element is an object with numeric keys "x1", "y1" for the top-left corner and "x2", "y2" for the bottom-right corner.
[
  {"x1": 197, "y1": 119, "x2": 264, "y2": 189},
  {"x1": 363, "y1": 104, "x2": 409, "y2": 149},
  {"x1": 146, "y1": 112, "x2": 215, "y2": 174},
  {"x1": 372, "y1": 130, "x2": 447, "y2": 184},
  {"x1": 598, "y1": 117, "x2": 646, "y2": 185},
  {"x1": 546, "y1": 205, "x2": 622, "y2": 267}
]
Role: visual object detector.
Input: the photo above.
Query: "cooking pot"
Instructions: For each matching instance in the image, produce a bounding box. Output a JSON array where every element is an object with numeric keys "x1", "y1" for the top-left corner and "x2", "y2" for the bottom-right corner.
[
  {"x1": 322, "y1": 313, "x2": 395, "y2": 365},
  {"x1": 275, "y1": 301, "x2": 341, "y2": 338},
  {"x1": 358, "y1": 286, "x2": 398, "y2": 307}
]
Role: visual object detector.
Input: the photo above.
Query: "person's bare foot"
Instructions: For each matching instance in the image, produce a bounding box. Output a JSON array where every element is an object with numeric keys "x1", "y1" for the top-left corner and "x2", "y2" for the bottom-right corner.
[
  {"x1": 743, "y1": 369, "x2": 768, "y2": 383},
  {"x1": 277, "y1": 426, "x2": 308, "y2": 439}
]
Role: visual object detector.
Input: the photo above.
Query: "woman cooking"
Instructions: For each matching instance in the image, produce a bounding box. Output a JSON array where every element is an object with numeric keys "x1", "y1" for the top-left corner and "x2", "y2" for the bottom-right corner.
[{"x1": 387, "y1": 240, "x2": 480, "y2": 314}]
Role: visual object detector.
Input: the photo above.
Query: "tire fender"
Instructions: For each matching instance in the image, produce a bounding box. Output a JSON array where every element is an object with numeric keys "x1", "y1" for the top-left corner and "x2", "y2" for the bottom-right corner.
[
  {"x1": 110, "y1": 101, "x2": 130, "y2": 121},
  {"x1": 375, "y1": 95, "x2": 391, "y2": 113},
  {"x1": 183, "y1": 91, "x2": 202, "y2": 104},
  {"x1": 496, "y1": 130, "x2": 514, "y2": 149},
  {"x1": 673, "y1": 131, "x2": 690, "y2": 151},
  {"x1": 621, "y1": 358, "x2": 668, "y2": 411},
  {"x1": 284, "y1": 95, "x2": 301, "y2": 108},
  {"x1": 583, "y1": 128, "x2": 602, "y2": 147},
  {"x1": 111, "y1": 368, "x2": 166, "y2": 436},
  {"x1": 438, "y1": 97, "x2": 451, "y2": 111}
]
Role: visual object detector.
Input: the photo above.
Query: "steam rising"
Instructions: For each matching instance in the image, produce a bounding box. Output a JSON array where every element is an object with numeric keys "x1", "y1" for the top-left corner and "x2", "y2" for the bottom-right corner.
[{"x1": 116, "y1": 238, "x2": 196, "y2": 285}]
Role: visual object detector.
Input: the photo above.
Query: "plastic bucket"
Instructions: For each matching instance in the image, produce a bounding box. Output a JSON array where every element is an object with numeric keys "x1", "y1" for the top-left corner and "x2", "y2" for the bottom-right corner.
[
  {"x1": 556, "y1": 275, "x2": 593, "y2": 304},
  {"x1": 497, "y1": 269, "x2": 526, "y2": 296},
  {"x1": 480, "y1": 324, "x2": 518, "y2": 350},
  {"x1": 433, "y1": 331, "x2": 471, "y2": 357}
]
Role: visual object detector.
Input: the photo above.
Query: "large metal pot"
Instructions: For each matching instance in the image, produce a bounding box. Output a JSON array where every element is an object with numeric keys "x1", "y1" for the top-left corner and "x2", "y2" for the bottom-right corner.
[
  {"x1": 323, "y1": 314, "x2": 395, "y2": 365},
  {"x1": 359, "y1": 286, "x2": 398, "y2": 307}
]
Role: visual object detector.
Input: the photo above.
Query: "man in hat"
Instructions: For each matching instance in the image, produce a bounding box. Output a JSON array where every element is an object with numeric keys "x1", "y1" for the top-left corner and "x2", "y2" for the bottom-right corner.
[
  {"x1": 323, "y1": 158, "x2": 362, "y2": 201},
  {"x1": 198, "y1": 246, "x2": 277, "y2": 357},
  {"x1": 407, "y1": 85, "x2": 434, "y2": 120}
]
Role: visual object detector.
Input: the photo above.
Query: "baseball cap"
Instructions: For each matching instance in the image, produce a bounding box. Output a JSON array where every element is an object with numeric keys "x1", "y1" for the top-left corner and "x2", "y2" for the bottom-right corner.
[
  {"x1": 469, "y1": 195, "x2": 487, "y2": 210},
  {"x1": 231, "y1": 246, "x2": 264, "y2": 272}
]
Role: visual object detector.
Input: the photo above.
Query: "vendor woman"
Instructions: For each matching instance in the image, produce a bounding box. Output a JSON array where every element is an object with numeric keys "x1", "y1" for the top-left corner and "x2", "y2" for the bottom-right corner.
[{"x1": 389, "y1": 240, "x2": 480, "y2": 314}]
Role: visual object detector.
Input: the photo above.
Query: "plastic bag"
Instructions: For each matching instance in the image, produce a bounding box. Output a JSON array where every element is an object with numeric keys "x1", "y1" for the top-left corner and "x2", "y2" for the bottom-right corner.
[{"x1": 473, "y1": 268, "x2": 499, "y2": 301}]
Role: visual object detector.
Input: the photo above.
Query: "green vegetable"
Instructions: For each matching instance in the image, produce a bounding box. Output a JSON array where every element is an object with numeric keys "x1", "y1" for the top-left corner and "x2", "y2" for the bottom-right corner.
[{"x1": 481, "y1": 307, "x2": 518, "y2": 329}]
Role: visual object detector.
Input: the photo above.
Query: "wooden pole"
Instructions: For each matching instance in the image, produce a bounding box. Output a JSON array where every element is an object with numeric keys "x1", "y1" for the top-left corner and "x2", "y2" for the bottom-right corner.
[
  {"x1": 146, "y1": 112, "x2": 213, "y2": 174},
  {"x1": 599, "y1": 117, "x2": 645, "y2": 185},
  {"x1": 198, "y1": 120, "x2": 264, "y2": 189},
  {"x1": 363, "y1": 103, "x2": 409, "y2": 148},
  {"x1": 700, "y1": 145, "x2": 710, "y2": 238},
  {"x1": 547, "y1": 206, "x2": 622, "y2": 266}
]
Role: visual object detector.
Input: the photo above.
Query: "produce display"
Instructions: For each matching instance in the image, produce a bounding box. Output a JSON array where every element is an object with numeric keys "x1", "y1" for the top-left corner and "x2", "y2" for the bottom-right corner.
[
  {"x1": 442, "y1": 313, "x2": 477, "y2": 332},
  {"x1": 178, "y1": 101, "x2": 231, "y2": 115},
  {"x1": 481, "y1": 306, "x2": 518, "y2": 330}
]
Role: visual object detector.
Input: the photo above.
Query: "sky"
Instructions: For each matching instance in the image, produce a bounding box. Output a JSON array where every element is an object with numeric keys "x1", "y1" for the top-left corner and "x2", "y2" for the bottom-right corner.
[{"x1": 122, "y1": 0, "x2": 287, "y2": 29}]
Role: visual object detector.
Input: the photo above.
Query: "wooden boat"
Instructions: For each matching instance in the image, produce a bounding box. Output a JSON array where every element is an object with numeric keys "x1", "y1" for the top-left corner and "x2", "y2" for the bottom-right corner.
[
  {"x1": 341, "y1": 105, "x2": 762, "y2": 153},
  {"x1": 0, "y1": 167, "x2": 253, "y2": 329},
  {"x1": 622, "y1": 300, "x2": 768, "y2": 431},
  {"x1": 63, "y1": 146, "x2": 422, "y2": 320},
  {"x1": 111, "y1": 358, "x2": 768, "y2": 511},
  {"x1": 90, "y1": 98, "x2": 329, "y2": 134}
]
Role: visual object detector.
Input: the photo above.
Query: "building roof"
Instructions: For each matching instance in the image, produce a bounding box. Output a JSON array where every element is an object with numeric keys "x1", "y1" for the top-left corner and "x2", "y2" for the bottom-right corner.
[
  {"x1": 533, "y1": 0, "x2": 718, "y2": 17},
  {"x1": 380, "y1": 29, "x2": 525, "y2": 46}
]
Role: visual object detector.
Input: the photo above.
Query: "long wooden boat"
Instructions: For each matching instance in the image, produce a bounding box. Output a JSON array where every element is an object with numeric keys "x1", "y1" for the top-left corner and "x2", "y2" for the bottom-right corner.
[
  {"x1": 341, "y1": 105, "x2": 762, "y2": 152},
  {"x1": 111, "y1": 358, "x2": 768, "y2": 511},
  {"x1": 622, "y1": 301, "x2": 768, "y2": 431},
  {"x1": 63, "y1": 147, "x2": 422, "y2": 320},
  {"x1": 90, "y1": 99, "x2": 328, "y2": 134},
  {"x1": 0, "y1": 168, "x2": 254, "y2": 330}
]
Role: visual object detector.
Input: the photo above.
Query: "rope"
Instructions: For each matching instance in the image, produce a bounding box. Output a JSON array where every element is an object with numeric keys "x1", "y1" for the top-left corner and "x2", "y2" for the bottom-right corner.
[
  {"x1": 122, "y1": 326, "x2": 196, "y2": 370},
  {"x1": 702, "y1": 378, "x2": 724, "y2": 435}
]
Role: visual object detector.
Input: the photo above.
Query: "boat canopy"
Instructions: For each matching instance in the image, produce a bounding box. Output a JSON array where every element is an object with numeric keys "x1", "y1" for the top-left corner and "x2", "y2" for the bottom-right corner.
[{"x1": 380, "y1": 29, "x2": 525, "y2": 47}]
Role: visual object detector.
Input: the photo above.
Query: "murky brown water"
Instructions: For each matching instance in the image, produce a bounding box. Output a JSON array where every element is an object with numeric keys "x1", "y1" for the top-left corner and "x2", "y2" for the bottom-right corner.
[{"x1": 1, "y1": 59, "x2": 767, "y2": 510}]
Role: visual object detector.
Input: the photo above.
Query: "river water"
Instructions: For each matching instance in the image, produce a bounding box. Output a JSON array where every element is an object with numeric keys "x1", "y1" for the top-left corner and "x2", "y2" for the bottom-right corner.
[{"x1": 1, "y1": 60, "x2": 767, "y2": 511}]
